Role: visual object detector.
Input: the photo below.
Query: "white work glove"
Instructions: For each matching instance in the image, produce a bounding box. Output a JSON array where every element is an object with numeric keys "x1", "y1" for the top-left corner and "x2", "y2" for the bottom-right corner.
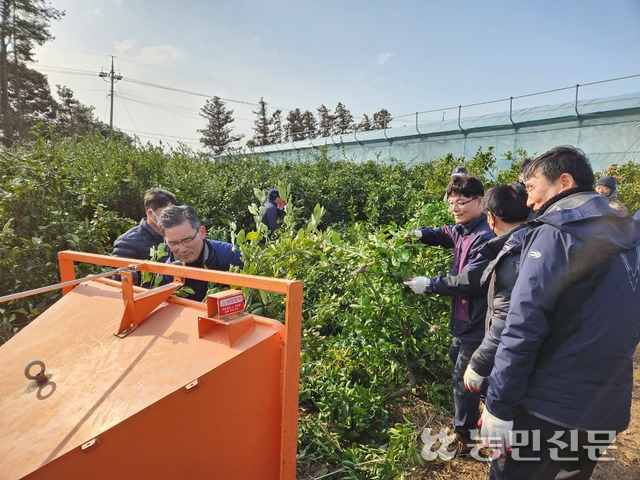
[
  {"x1": 463, "y1": 366, "x2": 486, "y2": 393},
  {"x1": 406, "y1": 229, "x2": 423, "y2": 243},
  {"x1": 403, "y1": 276, "x2": 433, "y2": 294},
  {"x1": 479, "y1": 408, "x2": 513, "y2": 456}
]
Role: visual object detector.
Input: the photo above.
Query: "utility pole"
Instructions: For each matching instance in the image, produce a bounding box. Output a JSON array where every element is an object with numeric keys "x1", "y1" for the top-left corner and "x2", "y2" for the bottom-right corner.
[{"x1": 98, "y1": 56, "x2": 123, "y2": 138}]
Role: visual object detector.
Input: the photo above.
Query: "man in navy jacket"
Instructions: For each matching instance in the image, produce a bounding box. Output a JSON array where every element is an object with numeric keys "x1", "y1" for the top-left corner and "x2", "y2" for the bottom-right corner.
[
  {"x1": 481, "y1": 146, "x2": 640, "y2": 479},
  {"x1": 262, "y1": 188, "x2": 285, "y2": 233},
  {"x1": 157, "y1": 205, "x2": 243, "y2": 302},
  {"x1": 405, "y1": 175, "x2": 494, "y2": 450},
  {"x1": 112, "y1": 188, "x2": 176, "y2": 260}
]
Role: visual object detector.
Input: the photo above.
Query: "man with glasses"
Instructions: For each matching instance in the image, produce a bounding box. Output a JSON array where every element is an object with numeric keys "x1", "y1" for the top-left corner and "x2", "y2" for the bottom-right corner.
[
  {"x1": 480, "y1": 146, "x2": 640, "y2": 479},
  {"x1": 157, "y1": 205, "x2": 242, "y2": 302},
  {"x1": 112, "y1": 188, "x2": 176, "y2": 260},
  {"x1": 405, "y1": 175, "x2": 494, "y2": 454}
]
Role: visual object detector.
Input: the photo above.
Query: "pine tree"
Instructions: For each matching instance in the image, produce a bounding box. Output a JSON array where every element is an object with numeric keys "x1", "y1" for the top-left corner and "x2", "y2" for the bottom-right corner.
[
  {"x1": 54, "y1": 85, "x2": 101, "y2": 138},
  {"x1": 5, "y1": 63, "x2": 55, "y2": 138},
  {"x1": 269, "y1": 109, "x2": 283, "y2": 144},
  {"x1": 251, "y1": 97, "x2": 270, "y2": 146},
  {"x1": 198, "y1": 96, "x2": 243, "y2": 155},
  {"x1": 333, "y1": 102, "x2": 354, "y2": 135},
  {"x1": 284, "y1": 108, "x2": 306, "y2": 141},
  {"x1": 301, "y1": 110, "x2": 317, "y2": 139},
  {"x1": 372, "y1": 108, "x2": 392, "y2": 130},
  {"x1": 0, "y1": 0, "x2": 63, "y2": 144},
  {"x1": 317, "y1": 104, "x2": 333, "y2": 137},
  {"x1": 357, "y1": 114, "x2": 372, "y2": 131}
]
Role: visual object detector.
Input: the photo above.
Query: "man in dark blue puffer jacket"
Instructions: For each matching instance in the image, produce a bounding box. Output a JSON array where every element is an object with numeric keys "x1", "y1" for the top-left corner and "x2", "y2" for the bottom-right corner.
[
  {"x1": 480, "y1": 146, "x2": 640, "y2": 480},
  {"x1": 112, "y1": 188, "x2": 176, "y2": 260},
  {"x1": 157, "y1": 205, "x2": 242, "y2": 302}
]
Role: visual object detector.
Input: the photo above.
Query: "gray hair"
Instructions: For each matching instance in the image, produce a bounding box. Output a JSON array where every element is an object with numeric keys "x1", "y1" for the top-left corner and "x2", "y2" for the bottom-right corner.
[{"x1": 157, "y1": 205, "x2": 201, "y2": 231}]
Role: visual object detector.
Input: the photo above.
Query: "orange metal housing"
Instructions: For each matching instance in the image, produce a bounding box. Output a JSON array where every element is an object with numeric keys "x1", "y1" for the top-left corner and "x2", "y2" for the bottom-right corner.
[{"x1": 0, "y1": 251, "x2": 303, "y2": 480}]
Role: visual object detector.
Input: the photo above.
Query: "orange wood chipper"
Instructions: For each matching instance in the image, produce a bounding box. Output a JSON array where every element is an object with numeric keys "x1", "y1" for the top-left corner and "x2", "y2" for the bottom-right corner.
[{"x1": 0, "y1": 251, "x2": 302, "y2": 480}]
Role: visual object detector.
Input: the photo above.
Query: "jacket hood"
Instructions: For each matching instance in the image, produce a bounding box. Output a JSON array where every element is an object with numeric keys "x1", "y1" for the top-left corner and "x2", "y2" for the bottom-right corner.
[{"x1": 531, "y1": 192, "x2": 640, "y2": 255}]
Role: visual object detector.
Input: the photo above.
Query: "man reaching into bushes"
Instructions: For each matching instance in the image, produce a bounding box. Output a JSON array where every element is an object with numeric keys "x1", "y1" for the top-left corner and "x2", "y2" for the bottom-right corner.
[
  {"x1": 404, "y1": 175, "x2": 494, "y2": 453},
  {"x1": 156, "y1": 205, "x2": 242, "y2": 302},
  {"x1": 112, "y1": 187, "x2": 176, "y2": 260},
  {"x1": 261, "y1": 188, "x2": 286, "y2": 234}
]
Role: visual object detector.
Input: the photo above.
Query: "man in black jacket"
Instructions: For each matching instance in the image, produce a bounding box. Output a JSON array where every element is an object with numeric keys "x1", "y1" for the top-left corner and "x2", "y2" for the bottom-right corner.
[
  {"x1": 112, "y1": 188, "x2": 176, "y2": 260},
  {"x1": 463, "y1": 184, "x2": 531, "y2": 393}
]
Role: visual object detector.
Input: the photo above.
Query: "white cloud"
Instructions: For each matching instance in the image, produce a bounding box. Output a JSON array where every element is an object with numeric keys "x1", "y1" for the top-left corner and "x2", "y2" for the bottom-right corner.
[
  {"x1": 377, "y1": 53, "x2": 395, "y2": 66},
  {"x1": 83, "y1": 8, "x2": 100, "y2": 17},
  {"x1": 114, "y1": 39, "x2": 136, "y2": 56},
  {"x1": 111, "y1": 40, "x2": 184, "y2": 66},
  {"x1": 138, "y1": 46, "x2": 184, "y2": 66},
  {"x1": 353, "y1": 74, "x2": 385, "y2": 88}
]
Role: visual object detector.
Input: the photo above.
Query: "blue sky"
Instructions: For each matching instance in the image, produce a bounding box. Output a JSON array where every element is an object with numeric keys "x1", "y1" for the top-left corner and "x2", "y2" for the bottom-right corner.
[{"x1": 33, "y1": 0, "x2": 640, "y2": 149}]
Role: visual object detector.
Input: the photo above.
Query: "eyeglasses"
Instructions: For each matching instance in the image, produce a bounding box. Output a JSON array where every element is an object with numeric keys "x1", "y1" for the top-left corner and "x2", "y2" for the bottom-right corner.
[
  {"x1": 447, "y1": 197, "x2": 478, "y2": 209},
  {"x1": 166, "y1": 231, "x2": 199, "y2": 248}
]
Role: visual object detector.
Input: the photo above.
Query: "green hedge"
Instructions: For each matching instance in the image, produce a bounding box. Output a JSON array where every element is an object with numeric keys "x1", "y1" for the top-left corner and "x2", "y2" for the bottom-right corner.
[{"x1": 1, "y1": 134, "x2": 638, "y2": 476}]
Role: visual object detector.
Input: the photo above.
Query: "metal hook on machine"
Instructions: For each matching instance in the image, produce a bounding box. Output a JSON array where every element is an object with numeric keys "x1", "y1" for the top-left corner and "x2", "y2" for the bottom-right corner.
[{"x1": 24, "y1": 360, "x2": 48, "y2": 386}]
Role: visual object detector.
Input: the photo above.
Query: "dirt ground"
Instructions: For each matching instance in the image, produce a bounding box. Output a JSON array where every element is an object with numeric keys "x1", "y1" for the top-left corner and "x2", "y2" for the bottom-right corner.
[
  {"x1": 298, "y1": 349, "x2": 640, "y2": 479},
  {"x1": 410, "y1": 348, "x2": 640, "y2": 479}
]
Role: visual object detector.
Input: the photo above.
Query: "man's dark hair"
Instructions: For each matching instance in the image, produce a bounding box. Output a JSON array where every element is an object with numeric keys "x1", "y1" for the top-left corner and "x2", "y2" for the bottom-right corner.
[
  {"x1": 483, "y1": 183, "x2": 531, "y2": 223},
  {"x1": 144, "y1": 188, "x2": 176, "y2": 210},
  {"x1": 268, "y1": 188, "x2": 280, "y2": 201},
  {"x1": 157, "y1": 205, "x2": 201, "y2": 232},
  {"x1": 519, "y1": 158, "x2": 533, "y2": 176},
  {"x1": 445, "y1": 175, "x2": 484, "y2": 199},
  {"x1": 522, "y1": 146, "x2": 594, "y2": 188}
]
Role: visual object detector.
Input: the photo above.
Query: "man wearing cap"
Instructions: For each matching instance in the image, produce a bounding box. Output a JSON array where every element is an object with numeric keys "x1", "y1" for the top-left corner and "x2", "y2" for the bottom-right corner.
[
  {"x1": 262, "y1": 188, "x2": 286, "y2": 233},
  {"x1": 595, "y1": 175, "x2": 628, "y2": 214},
  {"x1": 444, "y1": 166, "x2": 469, "y2": 202},
  {"x1": 452, "y1": 166, "x2": 468, "y2": 178}
]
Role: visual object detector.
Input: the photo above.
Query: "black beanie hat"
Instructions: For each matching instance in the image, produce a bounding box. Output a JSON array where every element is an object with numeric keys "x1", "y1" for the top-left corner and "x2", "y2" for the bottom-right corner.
[{"x1": 596, "y1": 176, "x2": 617, "y2": 195}]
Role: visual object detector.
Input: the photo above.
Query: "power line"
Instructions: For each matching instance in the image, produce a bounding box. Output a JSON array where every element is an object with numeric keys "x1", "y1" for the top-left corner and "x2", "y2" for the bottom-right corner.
[
  {"x1": 114, "y1": 54, "x2": 323, "y2": 104},
  {"x1": 122, "y1": 76, "x2": 262, "y2": 107},
  {"x1": 116, "y1": 83, "x2": 138, "y2": 131},
  {"x1": 120, "y1": 128, "x2": 200, "y2": 142}
]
